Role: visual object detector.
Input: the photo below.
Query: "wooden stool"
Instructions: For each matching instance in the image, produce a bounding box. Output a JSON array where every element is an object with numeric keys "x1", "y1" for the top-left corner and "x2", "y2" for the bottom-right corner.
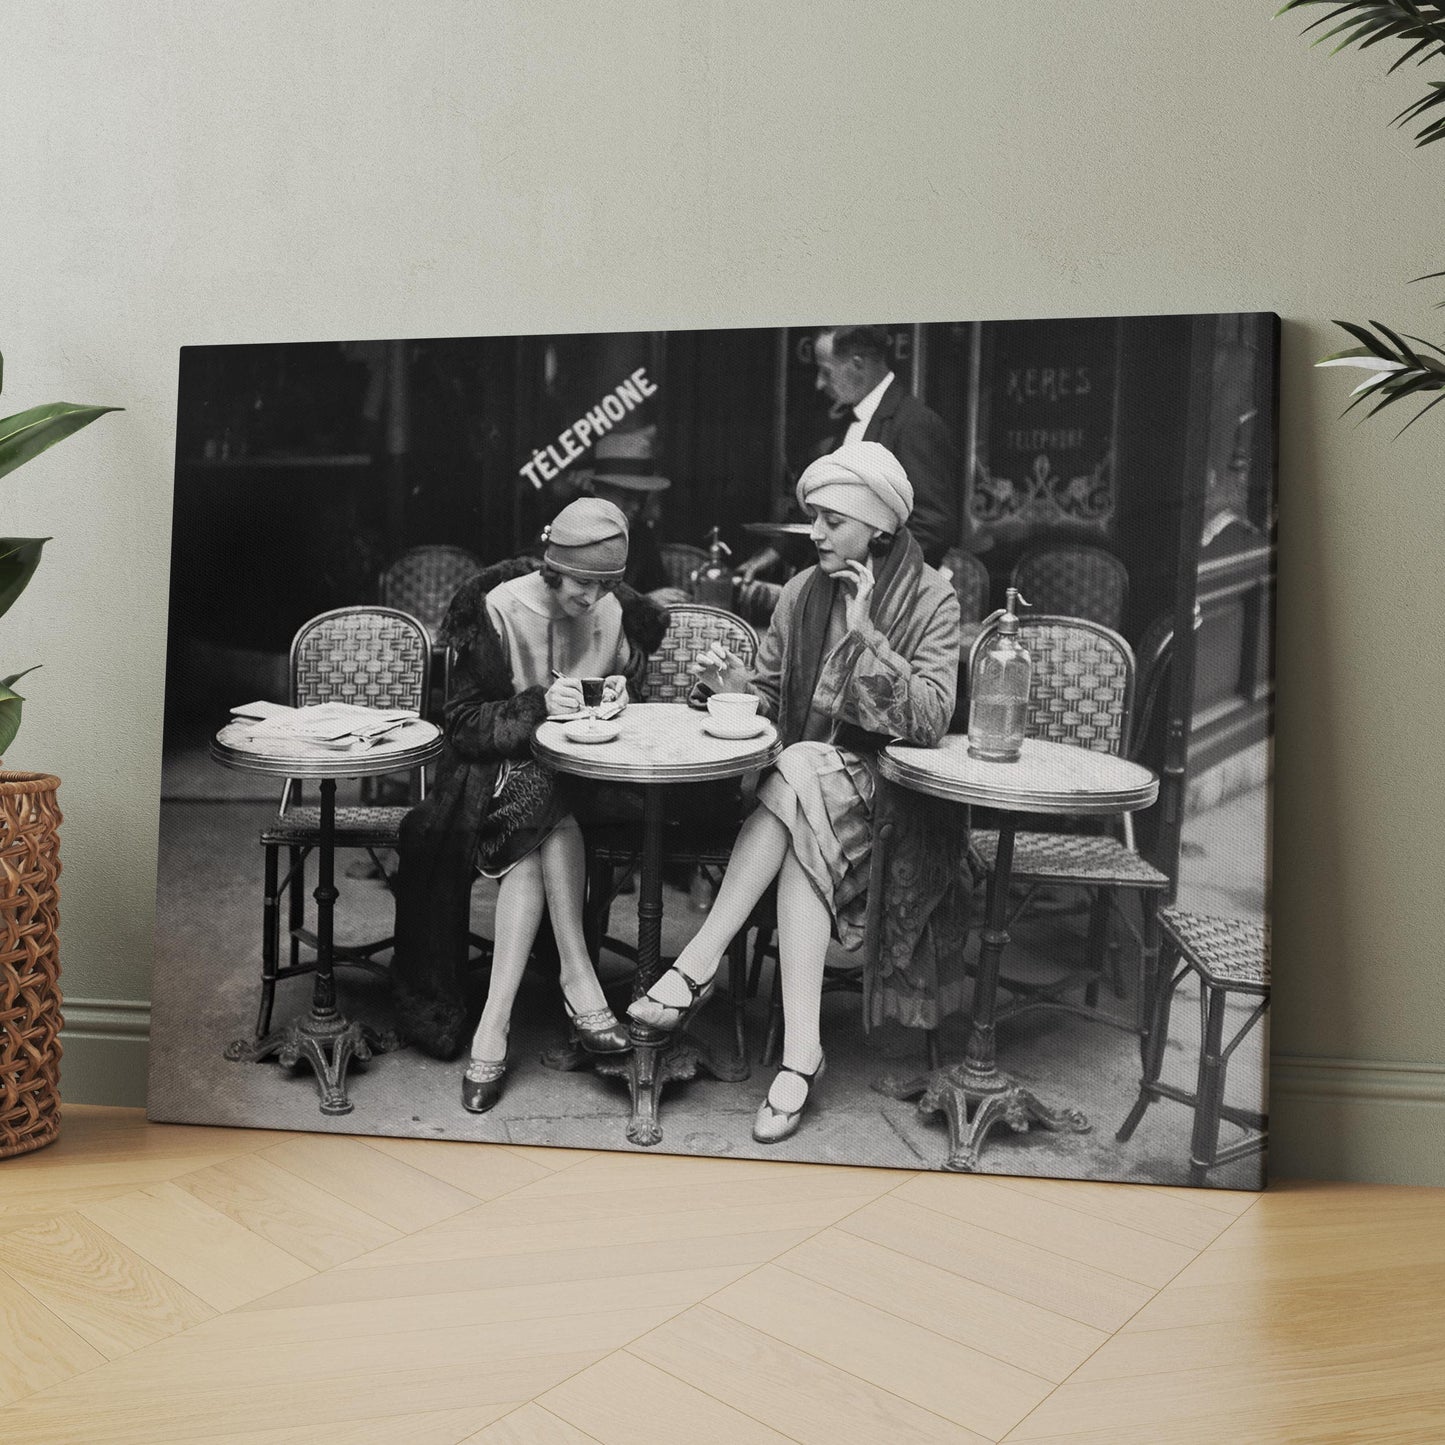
[{"x1": 1116, "y1": 907, "x2": 1270, "y2": 1186}]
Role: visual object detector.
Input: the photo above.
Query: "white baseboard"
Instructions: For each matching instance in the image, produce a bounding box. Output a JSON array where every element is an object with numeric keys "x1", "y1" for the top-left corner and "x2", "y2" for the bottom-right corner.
[
  {"x1": 58, "y1": 998, "x2": 150, "y2": 1108},
  {"x1": 49, "y1": 1003, "x2": 1445, "y2": 1186},
  {"x1": 1270, "y1": 1053, "x2": 1445, "y2": 1187}
]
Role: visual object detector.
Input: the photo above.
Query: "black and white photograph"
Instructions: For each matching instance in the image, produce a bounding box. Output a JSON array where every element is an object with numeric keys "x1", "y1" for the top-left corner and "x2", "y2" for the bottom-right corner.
[{"x1": 148, "y1": 314, "x2": 1275, "y2": 1188}]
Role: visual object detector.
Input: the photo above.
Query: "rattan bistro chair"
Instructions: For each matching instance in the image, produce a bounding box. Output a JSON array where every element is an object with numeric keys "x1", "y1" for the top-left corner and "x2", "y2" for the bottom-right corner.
[
  {"x1": 1117, "y1": 907, "x2": 1270, "y2": 1187},
  {"x1": 582, "y1": 603, "x2": 761, "y2": 1069},
  {"x1": 641, "y1": 604, "x2": 758, "y2": 706},
  {"x1": 1012, "y1": 543, "x2": 1128, "y2": 631},
  {"x1": 254, "y1": 606, "x2": 431, "y2": 1038},
  {"x1": 380, "y1": 545, "x2": 484, "y2": 638},
  {"x1": 380, "y1": 545, "x2": 483, "y2": 709},
  {"x1": 966, "y1": 615, "x2": 1170, "y2": 1030},
  {"x1": 940, "y1": 546, "x2": 991, "y2": 625}
]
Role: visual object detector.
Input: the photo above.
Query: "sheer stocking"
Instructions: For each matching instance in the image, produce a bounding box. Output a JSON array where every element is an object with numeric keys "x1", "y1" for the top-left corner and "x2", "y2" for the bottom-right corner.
[
  {"x1": 768, "y1": 846, "x2": 831, "y2": 1112},
  {"x1": 631, "y1": 805, "x2": 790, "y2": 1020},
  {"x1": 540, "y1": 816, "x2": 609, "y2": 1016},
  {"x1": 469, "y1": 853, "x2": 545, "y2": 1062}
]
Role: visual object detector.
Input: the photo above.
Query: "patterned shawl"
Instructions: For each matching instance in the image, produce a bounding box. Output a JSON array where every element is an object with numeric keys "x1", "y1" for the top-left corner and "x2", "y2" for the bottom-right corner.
[{"x1": 778, "y1": 527, "x2": 927, "y2": 750}]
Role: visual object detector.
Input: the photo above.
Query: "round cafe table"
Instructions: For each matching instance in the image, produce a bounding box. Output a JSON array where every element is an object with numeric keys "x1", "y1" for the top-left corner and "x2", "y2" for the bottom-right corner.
[
  {"x1": 534, "y1": 702, "x2": 780, "y2": 1146},
  {"x1": 874, "y1": 735, "x2": 1158, "y2": 1173},
  {"x1": 211, "y1": 716, "x2": 442, "y2": 1115}
]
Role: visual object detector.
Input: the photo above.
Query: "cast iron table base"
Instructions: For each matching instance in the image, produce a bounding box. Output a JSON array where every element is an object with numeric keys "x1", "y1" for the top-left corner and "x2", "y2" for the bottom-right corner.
[
  {"x1": 226, "y1": 1011, "x2": 395, "y2": 1118},
  {"x1": 874, "y1": 817, "x2": 1091, "y2": 1171},
  {"x1": 225, "y1": 778, "x2": 393, "y2": 1115}
]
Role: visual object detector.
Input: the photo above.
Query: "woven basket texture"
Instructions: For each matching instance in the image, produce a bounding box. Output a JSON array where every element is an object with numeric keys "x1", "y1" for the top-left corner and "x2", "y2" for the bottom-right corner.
[
  {"x1": 0, "y1": 772, "x2": 63, "y2": 1159},
  {"x1": 646, "y1": 605, "x2": 758, "y2": 704}
]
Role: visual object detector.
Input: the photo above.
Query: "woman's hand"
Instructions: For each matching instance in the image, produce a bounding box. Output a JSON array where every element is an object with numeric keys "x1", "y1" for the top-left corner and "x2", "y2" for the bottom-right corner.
[
  {"x1": 690, "y1": 646, "x2": 752, "y2": 696},
  {"x1": 545, "y1": 676, "x2": 584, "y2": 716},
  {"x1": 602, "y1": 674, "x2": 629, "y2": 711},
  {"x1": 838, "y1": 559, "x2": 875, "y2": 634}
]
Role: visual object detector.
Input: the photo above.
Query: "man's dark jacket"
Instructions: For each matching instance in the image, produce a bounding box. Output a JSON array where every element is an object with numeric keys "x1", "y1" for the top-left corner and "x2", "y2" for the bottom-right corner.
[
  {"x1": 390, "y1": 557, "x2": 668, "y2": 1059},
  {"x1": 832, "y1": 377, "x2": 960, "y2": 567}
]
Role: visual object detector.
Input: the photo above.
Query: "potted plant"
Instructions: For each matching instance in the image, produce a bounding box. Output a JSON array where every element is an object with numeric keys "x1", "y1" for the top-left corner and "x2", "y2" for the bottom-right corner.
[
  {"x1": 1, "y1": 349, "x2": 118, "y2": 1157},
  {"x1": 1282, "y1": 2, "x2": 1445, "y2": 424}
]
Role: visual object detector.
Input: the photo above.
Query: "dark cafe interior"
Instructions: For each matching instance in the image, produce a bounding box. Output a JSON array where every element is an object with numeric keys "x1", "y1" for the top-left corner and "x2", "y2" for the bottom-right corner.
[{"x1": 167, "y1": 315, "x2": 1273, "y2": 836}]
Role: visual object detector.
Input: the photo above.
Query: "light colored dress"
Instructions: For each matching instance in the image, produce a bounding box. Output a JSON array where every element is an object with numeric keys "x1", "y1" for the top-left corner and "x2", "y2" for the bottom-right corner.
[
  {"x1": 474, "y1": 572, "x2": 631, "y2": 877},
  {"x1": 756, "y1": 588, "x2": 876, "y2": 946},
  {"x1": 747, "y1": 561, "x2": 959, "y2": 950}
]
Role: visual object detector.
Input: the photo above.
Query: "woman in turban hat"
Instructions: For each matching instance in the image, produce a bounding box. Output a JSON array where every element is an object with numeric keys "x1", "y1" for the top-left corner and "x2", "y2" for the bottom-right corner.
[
  {"x1": 628, "y1": 442, "x2": 968, "y2": 1143},
  {"x1": 390, "y1": 497, "x2": 669, "y2": 1111}
]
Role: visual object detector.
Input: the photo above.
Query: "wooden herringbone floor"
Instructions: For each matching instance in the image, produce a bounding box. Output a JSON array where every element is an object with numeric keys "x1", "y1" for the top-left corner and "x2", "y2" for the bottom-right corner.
[{"x1": 0, "y1": 1108, "x2": 1441, "y2": 1443}]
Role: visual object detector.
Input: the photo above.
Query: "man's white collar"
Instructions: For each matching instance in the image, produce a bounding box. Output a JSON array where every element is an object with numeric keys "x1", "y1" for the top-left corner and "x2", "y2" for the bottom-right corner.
[{"x1": 851, "y1": 370, "x2": 894, "y2": 430}]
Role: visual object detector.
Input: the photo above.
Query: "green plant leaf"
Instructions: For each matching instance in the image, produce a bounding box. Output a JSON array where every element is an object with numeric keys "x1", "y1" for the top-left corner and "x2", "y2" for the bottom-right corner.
[
  {"x1": 1363, "y1": 370, "x2": 1445, "y2": 418},
  {"x1": 1333, "y1": 319, "x2": 1394, "y2": 357},
  {"x1": 1401, "y1": 330, "x2": 1445, "y2": 359},
  {"x1": 1394, "y1": 390, "x2": 1445, "y2": 433},
  {"x1": 1318, "y1": 345, "x2": 1406, "y2": 367},
  {"x1": 0, "y1": 677, "x2": 26, "y2": 756},
  {"x1": 0, "y1": 402, "x2": 122, "y2": 485},
  {"x1": 1372, "y1": 318, "x2": 1427, "y2": 367},
  {"x1": 0, "y1": 538, "x2": 48, "y2": 622},
  {"x1": 1281, "y1": 1, "x2": 1445, "y2": 143}
]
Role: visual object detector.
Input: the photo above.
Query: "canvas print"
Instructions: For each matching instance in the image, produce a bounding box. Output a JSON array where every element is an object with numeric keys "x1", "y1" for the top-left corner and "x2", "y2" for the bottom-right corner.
[{"x1": 150, "y1": 314, "x2": 1275, "y2": 1188}]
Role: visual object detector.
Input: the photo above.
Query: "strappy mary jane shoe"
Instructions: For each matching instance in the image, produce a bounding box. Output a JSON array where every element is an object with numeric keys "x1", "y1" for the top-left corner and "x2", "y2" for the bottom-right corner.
[
  {"x1": 626, "y1": 964, "x2": 719, "y2": 1036},
  {"x1": 752, "y1": 1054, "x2": 826, "y2": 1144},
  {"x1": 563, "y1": 999, "x2": 630, "y2": 1054},
  {"x1": 461, "y1": 1057, "x2": 508, "y2": 1114}
]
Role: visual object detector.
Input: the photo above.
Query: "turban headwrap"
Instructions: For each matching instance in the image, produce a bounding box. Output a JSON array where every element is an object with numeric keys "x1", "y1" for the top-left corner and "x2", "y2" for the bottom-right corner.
[{"x1": 796, "y1": 441, "x2": 913, "y2": 535}]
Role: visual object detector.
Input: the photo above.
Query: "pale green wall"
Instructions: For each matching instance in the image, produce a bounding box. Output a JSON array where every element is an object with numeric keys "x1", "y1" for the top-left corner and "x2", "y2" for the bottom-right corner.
[{"x1": 5, "y1": 1, "x2": 1441, "y2": 1183}]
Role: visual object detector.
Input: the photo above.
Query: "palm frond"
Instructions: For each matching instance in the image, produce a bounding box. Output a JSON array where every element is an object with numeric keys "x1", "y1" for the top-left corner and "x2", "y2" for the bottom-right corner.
[
  {"x1": 1318, "y1": 319, "x2": 1445, "y2": 422},
  {"x1": 1279, "y1": 1, "x2": 1445, "y2": 143},
  {"x1": 1394, "y1": 389, "x2": 1445, "y2": 432}
]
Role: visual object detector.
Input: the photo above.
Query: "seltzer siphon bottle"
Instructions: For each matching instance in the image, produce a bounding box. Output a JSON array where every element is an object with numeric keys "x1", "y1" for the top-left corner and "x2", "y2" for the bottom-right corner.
[
  {"x1": 967, "y1": 587, "x2": 1032, "y2": 763},
  {"x1": 693, "y1": 526, "x2": 735, "y2": 610}
]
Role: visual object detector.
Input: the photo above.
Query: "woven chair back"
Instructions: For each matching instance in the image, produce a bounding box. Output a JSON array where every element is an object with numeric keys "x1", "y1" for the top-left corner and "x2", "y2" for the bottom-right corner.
[
  {"x1": 658, "y1": 542, "x2": 709, "y2": 595},
  {"x1": 646, "y1": 603, "x2": 759, "y2": 704},
  {"x1": 1011, "y1": 543, "x2": 1128, "y2": 630},
  {"x1": 290, "y1": 606, "x2": 432, "y2": 712},
  {"x1": 968, "y1": 614, "x2": 1135, "y2": 756},
  {"x1": 939, "y1": 546, "x2": 991, "y2": 623},
  {"x1": 379, "y1": 545, "x2": 483, "y2": 637}
]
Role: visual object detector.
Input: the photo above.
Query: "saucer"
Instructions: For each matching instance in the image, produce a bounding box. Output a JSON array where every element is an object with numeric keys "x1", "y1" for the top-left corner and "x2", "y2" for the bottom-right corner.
[
  {"x1": 703, "y1": 717, "x2": 766, "y2": 741},
  {"x1": 563, "y1": 718, "x2": 621, "y2": 745}
]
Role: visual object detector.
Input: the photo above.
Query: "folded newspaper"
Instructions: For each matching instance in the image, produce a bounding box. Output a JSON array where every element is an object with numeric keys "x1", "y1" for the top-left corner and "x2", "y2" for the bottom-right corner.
[{"x1": 230, "y1": 701, "x2": 419, "y2": 750}]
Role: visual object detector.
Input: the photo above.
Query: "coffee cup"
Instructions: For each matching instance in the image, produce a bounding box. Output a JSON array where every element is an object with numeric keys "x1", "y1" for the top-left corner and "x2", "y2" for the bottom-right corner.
[
  {"x1": 580, "y1": 677, "x2": 606, "y2": 710},
  {"x1": 707, "y1": 692, "x2": 760, "y2": 730}
]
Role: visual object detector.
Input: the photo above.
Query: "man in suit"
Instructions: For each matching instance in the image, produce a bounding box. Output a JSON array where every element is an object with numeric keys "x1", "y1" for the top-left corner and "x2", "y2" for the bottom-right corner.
[
  {"x1": 737, "y1": 325, "x2": 961, "y2": 582},
  {"x1": 812, "y1": 325, "x2": 959, "y2": 567}
]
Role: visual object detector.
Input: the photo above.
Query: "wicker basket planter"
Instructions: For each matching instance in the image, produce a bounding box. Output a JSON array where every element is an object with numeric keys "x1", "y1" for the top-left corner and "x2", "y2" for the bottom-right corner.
[{"x1": 0, "y1": 771, "x2": 63, "y2": 1159}]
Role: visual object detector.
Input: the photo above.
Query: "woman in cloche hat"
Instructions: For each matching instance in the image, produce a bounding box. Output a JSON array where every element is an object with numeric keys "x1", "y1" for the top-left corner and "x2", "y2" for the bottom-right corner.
[{"x1": 389, "y1": 497, "x2": 668, "y2": 1112}]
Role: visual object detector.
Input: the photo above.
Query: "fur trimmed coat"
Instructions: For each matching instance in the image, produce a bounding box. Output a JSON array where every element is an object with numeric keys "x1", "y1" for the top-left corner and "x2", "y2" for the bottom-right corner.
[{"x1": 390, "y1": 557, "x2": 668, "y2": 1059}]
